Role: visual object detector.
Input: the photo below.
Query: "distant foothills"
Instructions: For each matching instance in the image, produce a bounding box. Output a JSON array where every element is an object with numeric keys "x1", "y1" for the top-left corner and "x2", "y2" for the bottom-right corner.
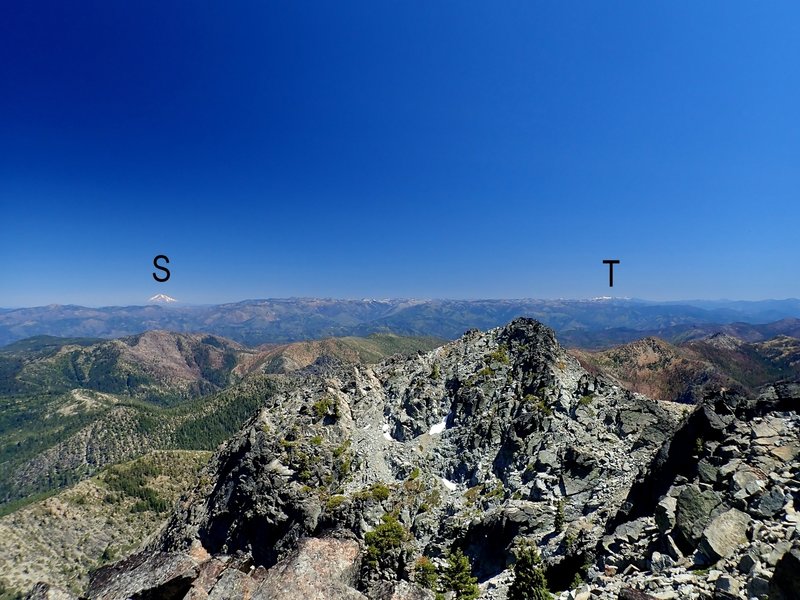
[{"x1": 1, "y1": 297, "x2": 799, "y2": 349}]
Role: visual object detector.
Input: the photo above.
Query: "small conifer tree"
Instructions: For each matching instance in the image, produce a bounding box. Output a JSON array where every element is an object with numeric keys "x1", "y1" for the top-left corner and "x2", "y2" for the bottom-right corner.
[
  {"x1": 508, "y1": 542, "x2": 551, "y2": 600},
  {"x1": 554, "y1": 499, "x2": 565, "y2": 532},
  {"x1": 441, "y1": 549, "x2": 479, "y2": 600}
]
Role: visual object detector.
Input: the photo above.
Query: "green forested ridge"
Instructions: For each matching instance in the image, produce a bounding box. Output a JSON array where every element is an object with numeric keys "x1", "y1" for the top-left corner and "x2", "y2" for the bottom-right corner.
[
  {"x1": 337, "y1": 334, "x2": 444, "y2": 364},
  {"x1": 0, "y1": 375, "x2": 280, "y2": 508},
  {"x1": 0, "y1": 331, "x2": 442, "y2": 511},
  {"x1": 0, "y1": 335, "x2": 101, "y2": 356}
]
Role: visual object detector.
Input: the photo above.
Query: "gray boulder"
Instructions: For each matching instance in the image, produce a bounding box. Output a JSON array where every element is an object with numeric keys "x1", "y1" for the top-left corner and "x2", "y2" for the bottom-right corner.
[
  {"x1": 675, "y1": 485, "x2": 722, "y2": 549},
  {"x1": 649, "y1": 551, "x2": 674, "y2": 573},
  {"x1": 85, "y1": 551, "x2": 200, "y2": 600},
  {"x1": 654, "y1": 496, "x2": 677, "y2": 534},
  {"x1": 715, "y1": 575, "x2": 739, "y2": 595},
  {"x1": 697, "y1": 459, "x2": 718, "y2": 484},
  {"x1": 698, "y1": 508, "x2": 751, "y2": 562},
  {"x1": 754, "y1": 486, "x2": 785, "y2": 517}
]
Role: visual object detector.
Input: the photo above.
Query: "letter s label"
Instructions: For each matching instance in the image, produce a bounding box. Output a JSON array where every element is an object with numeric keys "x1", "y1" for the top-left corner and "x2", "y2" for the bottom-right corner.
[{"x1": 153, "y1": 255, "x2": 171, "y2": 282}]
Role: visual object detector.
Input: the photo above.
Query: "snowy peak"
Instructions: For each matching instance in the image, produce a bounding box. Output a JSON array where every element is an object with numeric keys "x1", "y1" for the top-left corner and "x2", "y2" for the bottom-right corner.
[{"x1": 148, "y1": 294, "x2": 177, "y2": 304}]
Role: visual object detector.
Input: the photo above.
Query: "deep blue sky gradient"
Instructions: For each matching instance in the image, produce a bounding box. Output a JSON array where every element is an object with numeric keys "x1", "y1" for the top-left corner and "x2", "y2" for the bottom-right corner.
[{"x1": 1, "y1": 2, "x2": 798, "y2": 306}]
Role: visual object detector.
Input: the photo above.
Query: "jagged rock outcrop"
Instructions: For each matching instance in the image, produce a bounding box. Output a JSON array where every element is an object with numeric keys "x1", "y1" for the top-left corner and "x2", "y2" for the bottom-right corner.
[
  {"x1": 591, "y1": 386, "x2": 799, "y2": 599},
  {"x1": 83, "y1": 319, "x2": 800, "y2": 599},
  {"x1": 85, "y1": 319, "x2": 678, "y2": 598}
]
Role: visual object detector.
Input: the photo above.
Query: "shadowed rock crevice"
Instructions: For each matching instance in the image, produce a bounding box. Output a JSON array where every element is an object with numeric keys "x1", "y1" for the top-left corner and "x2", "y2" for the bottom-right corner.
[{"x1": 607, "y1": 394, "x2": 734, "y2": 533}]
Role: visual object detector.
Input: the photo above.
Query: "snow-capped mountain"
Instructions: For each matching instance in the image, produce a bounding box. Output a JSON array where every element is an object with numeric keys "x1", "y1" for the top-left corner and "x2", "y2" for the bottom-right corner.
[{"x1": 148, "y1": 294, "x2": 178, "y2": 304}]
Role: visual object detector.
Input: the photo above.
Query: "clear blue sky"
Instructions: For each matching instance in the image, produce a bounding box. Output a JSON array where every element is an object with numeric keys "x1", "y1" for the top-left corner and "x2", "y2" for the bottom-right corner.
[{"x1": 1, "y1": 2, "x2": 798, "y2": 306}]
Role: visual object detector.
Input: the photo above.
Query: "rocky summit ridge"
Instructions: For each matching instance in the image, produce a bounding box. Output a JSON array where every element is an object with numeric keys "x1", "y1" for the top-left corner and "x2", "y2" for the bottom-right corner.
[{"x1": 36, "y1": 318, "x2": 800, "y2": 600}]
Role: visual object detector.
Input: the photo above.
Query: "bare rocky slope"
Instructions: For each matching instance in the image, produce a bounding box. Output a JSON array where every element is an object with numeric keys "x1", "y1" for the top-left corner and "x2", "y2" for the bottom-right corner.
[
  {"x1": 572, "y1": 334, "x2": 800, "y2": 404},
  {"x1": 24, "y1": 319, "x2": 800, "y2": 599},
  {"x1": 0, "y1": 451, "x2": 211, "y2": 597}
]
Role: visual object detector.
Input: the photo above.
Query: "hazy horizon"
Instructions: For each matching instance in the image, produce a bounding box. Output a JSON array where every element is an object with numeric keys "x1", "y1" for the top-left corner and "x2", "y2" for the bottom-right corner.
[{"x1": 3, "y1": 295, "x2": 800, "y2": 311}]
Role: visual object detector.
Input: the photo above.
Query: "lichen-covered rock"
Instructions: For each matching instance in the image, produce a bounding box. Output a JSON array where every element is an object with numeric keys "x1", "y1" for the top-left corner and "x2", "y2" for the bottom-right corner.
[{"x1": 698, "y1": 508, "x2": 750, "y2": 562}]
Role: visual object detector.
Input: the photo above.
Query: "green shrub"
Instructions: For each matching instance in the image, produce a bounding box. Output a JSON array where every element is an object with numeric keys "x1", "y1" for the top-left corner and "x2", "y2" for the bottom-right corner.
[
  {"x1": 563, "y1": 530, "x2": 577, "y2": 555},
  {"x1": 312, "y1": 396, "x2": 338, "y2": 420},
  {"x1": 414, "y1": 556, "x2": 438, "y2": 590},
  {"x1": 325, "y1": 495, "x2": 347, "y2": 511},
  {"x1": 333, "y1": 439, "x2": 351, "y2": 457},
  {"x1": 524, "y1": 395, "x2": 552, "y2": 416},
  {"x1": 694, "y1": 436, "x2": 704, "y2": 455},
  {"x1": 370, "y1": 482, "x2": 391, "y2": 501},
  {"x1": 364, "y1": 515, "x2": 410, "y2": 568},
  {"x1": 570, "y1": 571, "x2": 584, "y2": 588},
  {"x1": 578, "y1": 394, "x2": 594, "y2": 406},
  {"x1": 486, "y1": 482, "x2": 505, "y2": 500},
  {"x1": 477, "y1": 366, "x2": 494, "y2": 378},
  {"x1": 464, "y1": 485, "x2": 483, "y2": 504},
  {"x1": 488, "y1": 347, "x2": 510, "y2": 364},
  {"x1": 100, "y1": 544, "x2": 116, "y2": 562},
  {"x1": 354, "y1": 481, "x2": 391, "y2": 502}
]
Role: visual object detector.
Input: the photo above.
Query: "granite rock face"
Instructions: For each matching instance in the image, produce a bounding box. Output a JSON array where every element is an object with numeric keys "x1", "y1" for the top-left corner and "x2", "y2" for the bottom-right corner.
[{"x1": 79, "y1": 319, "x2": 800, "y2": 600}]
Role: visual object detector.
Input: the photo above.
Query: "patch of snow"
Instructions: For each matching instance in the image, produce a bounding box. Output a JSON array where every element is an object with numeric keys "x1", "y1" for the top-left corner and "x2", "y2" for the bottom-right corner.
[
  {"x1": 266, "y1": 459, "x2": 294, "y2": 476},
  {"x1": 441, "y1": 478, "x2": 457, "y2": 491},
  {"x1": 382, "y1": 422, "x2": 394, "y2": 441},
  {"x1": 429, "y1": 413, "x2": 451, "y2": 435}
]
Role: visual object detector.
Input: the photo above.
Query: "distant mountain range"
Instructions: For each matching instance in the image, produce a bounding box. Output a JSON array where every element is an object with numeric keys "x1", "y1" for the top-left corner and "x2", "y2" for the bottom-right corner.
[{"x1": 1, "y1": 297, "x2": 799, "y2": 348}]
